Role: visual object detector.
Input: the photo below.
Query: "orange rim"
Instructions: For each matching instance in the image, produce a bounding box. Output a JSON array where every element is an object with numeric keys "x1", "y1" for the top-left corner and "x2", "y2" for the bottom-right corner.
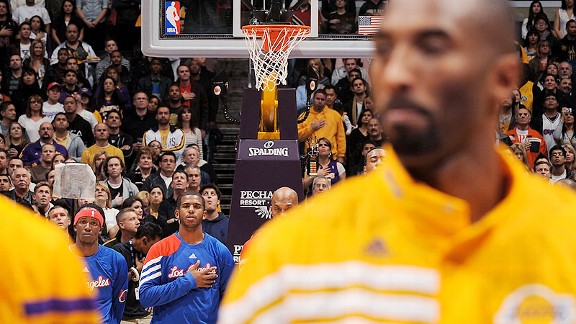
[{"x1": 242, "y1": 24, "x2": 311, "y2": 52}]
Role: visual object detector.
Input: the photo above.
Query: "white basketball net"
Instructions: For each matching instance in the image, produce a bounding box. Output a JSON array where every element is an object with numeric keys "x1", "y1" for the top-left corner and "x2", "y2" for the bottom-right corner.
[{"x1": 243, "y1": 26, "x2": 310, "y2": 92}]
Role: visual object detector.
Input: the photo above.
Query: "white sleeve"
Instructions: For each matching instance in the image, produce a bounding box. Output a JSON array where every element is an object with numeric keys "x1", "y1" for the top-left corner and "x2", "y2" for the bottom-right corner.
[
  {"x1": 337, "y1": 162, "x2": 346, "y2": 177},
  {"x1": 521, "y1": 18, "x2": 529, "y2": 40},
  {"x1": 41, "y1": 8, "x2": 51, "y2": 24}
]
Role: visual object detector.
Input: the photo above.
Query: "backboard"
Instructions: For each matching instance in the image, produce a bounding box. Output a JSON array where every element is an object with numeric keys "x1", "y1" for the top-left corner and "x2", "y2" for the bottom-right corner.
[{"x1": 141, "y1": 0, "x2": 380, "y2": 58}]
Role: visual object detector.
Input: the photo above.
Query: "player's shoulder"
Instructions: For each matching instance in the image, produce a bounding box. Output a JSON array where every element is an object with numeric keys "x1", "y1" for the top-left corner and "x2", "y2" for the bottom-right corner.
[
  {"x1": 146, "y1": 234, "x2": 182, "y2": 261},
  {"x1": 0, "y1": 197, "x2": 69, "y2": 248},
  {"x1": 204, "y1": 233, "x2": 233, "y2": 255},
  {"x1": 500, "y1": 152, "x2": 576, "y2": 227},
  {"x1": 203, "y1": 234, "x2": 234, "y2": 265},
  {"x1": 519, "y1": 175, "x2": 576, "y2": 222},
  {"x1": 99, "y1": 245, "x2": 127, "y2": 261}
]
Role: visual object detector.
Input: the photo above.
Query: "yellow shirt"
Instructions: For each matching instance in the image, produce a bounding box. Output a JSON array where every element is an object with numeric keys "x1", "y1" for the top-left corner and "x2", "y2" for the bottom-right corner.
[
  {"x1": 0, "y1": 197, "x2": 100, "y2": 323},
  {"x1": 53, "y1": 132, "x2": 70, "y2": 148},
  {"x1": 298, "y1": 107, "x2": 346, "y2": 158},
  {"x1": 220, "y1": 145, "x2": 576, "y2": 323},
  {"x1": 81, "y1": 144, "x2": 125, "y2": 168},
  {"x1": 519, "y1": 80, "x2": 534, "y2": 112}
]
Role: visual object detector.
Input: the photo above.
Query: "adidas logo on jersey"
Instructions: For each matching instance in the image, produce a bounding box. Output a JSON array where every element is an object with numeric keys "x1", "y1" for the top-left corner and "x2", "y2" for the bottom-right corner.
[
  {"x1": 189, "y1": 253, "x2": 197, "y2": 259},
  {"x1": 364, "y1": 238, "x2": 388, "y2": 256}
]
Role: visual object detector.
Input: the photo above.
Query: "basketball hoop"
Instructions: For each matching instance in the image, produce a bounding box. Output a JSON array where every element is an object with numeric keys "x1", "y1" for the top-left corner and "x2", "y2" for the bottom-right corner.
[{"x1": 242, "y1": 24, "x2": 311, "y2": 91}]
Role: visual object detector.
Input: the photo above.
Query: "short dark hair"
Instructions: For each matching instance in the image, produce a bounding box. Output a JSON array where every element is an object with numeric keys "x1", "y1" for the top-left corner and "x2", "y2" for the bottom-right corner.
[
  {"x1": 172, "y1": 170, "x2": 187, "y2": 180},
  {"x1": 64, "y1": 69, "x2": 77, "y2": 76},
  {"x1": 323, "y1": 84, "x2": 336, "y2": 92},
  {"x1": 550, "y1": 144, "x2": 566, "y2": 157},
  {"x1": 66, "y1": 22, "x2": 80, "y2": 31},
  {"x1": 103, "y1": 156, "x2": 125, "y2": 177},
  {"x1": 18, "y1": 21, "x2": 31, "y2": 29},
  {"x1": 348, "y1": 68, "x2": 362, "y2": 76},
  {"x1": 313, "y1": 89, "x2": 327, "y2": 97},
  {"x1": 159, "y1": 151, "x2": 176, "y2": 161},
  {"x1": 34, "y1": 181, "x2": 51, "y2": 193},
  {"x1": 200, "y1": 184, "x2": 222, "y2": 200},
  {"x1": 0, "y1": 102, "x2": 14, "y2": 114},
  {"x1": 48, "y1": 202, "x2": 71, "y2": 218},
  {"x1": 133, "y1": 91, "x2": 149, "y2": 101},
  {"x1": 176, "y1": 191, "x2": 205, "y2": 210},
  {"x1": 52, "y1": 112, "x2": 67, "y2": 122},
  {"x1": 135, "y1": 222, "x2": 163, "y2": 240}
]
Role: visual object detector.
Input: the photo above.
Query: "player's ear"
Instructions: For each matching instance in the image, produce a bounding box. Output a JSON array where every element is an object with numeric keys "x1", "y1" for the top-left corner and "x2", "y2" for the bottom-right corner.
[
  {"x1": 489, "y1": 53, "x2": 520, "y2": 110},
  {"x1": 174, "y1": 209, "x2": 180, "y2": 220},
  {"x1": 202, "y1": 210, "x2": 207, "y2": 220}
]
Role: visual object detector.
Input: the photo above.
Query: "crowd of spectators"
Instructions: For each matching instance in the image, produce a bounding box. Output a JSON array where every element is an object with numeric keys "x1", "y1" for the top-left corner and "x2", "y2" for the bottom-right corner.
[
  {"x1": 498, "y1": 0, "x2": 576, "y2": 188},
  {"x1": 0, "y1": 0, "x2": 389, "y2": 211}
]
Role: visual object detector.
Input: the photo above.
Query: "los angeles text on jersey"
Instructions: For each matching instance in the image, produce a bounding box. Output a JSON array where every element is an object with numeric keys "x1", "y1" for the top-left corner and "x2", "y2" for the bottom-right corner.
[{"x1": 87, "y1": 276, "x2": 111, "y2": 291}]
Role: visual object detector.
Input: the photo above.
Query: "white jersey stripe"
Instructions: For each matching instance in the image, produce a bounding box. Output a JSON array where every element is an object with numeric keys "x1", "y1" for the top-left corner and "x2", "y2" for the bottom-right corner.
[
  {"x1": 141, "y1": 263, "x2": 162, "y2": 278},
  {"x1": 219, "y1": 262, "x2": 439, "y2": 324},
  {"x1": 255, "y1": 290, "x2": 439, "y2": 323},
  {"x1": 142, "y1": 256, "x2": 162, "y2": 268},
  {"x1": 139, "y1": 271, "x2": 162, "y2": 286}
]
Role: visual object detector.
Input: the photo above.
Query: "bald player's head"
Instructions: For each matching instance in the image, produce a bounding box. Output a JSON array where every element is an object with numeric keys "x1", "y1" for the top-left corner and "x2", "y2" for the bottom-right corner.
[
  {"x1": 270, "y1": 187, "x2": 298, "y2": 218},
  {"x1": 370, "y1": 0, "x2": 519, "y2": 169}
]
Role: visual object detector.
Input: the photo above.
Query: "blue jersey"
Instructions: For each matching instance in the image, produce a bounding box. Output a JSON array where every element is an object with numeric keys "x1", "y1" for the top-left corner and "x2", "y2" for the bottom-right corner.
[
  {"x1": 139, "y1": 233, "x2": 235, "y2": 323},
  {"x1": 84, "y1": 245, "x2": 128, "y2": 324}
]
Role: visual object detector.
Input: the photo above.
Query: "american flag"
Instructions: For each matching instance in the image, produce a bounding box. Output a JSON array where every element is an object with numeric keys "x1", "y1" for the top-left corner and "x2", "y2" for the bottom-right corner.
[{"x1": 358, "y1": 15, "x2": 383, "y2": 35}]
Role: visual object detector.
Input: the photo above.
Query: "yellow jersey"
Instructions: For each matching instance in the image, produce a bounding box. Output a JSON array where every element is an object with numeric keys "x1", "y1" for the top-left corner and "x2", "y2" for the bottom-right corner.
[
  {"x1": 0, "y1": 197, "x2": 100, "y2": 323},
  {"x1": 220, "y1": 145, "x2": 576, "y2": 323}
]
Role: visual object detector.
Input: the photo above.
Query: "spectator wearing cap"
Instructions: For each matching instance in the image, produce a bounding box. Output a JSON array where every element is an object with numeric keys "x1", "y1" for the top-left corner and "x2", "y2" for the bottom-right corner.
[
  {"x1": 76, "y1": 86, "x2": 98, "y2": 129},
  {"x1": 43, "y1": 82, "x2": 64, "y2": 121},
  {"x1": 71, "y1": 204, "x2": 128, "y2": 324},
  {"x1": 533, "y1": 14, "x2": 559, "y2": 56},
  {"x1": 531, "y1": 91, "x2": 562, "y2": 151}
]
